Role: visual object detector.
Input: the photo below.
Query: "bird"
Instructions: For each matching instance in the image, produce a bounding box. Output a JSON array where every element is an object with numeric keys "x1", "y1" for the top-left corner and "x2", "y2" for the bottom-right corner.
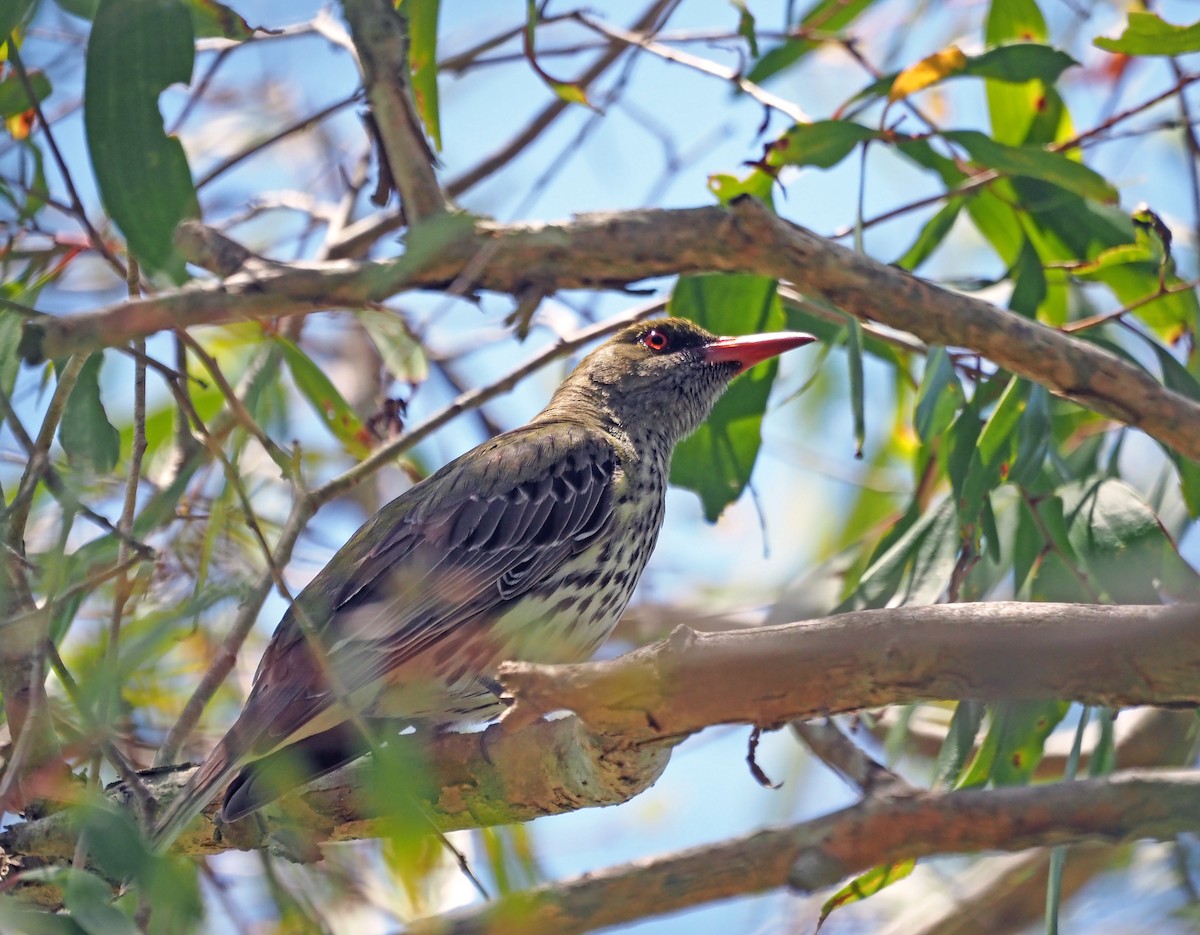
[{"x1": 151, "y1": 316, "x2": 815, "y2": 849}]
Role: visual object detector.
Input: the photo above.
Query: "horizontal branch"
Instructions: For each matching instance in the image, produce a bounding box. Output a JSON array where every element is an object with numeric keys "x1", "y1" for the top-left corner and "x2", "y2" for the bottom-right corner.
[
  {"x1": 0, "y1": 714, "x2": 670, "y2": 889},
  {"x1": 18, "y1": 199, "x2": 1200, "y2": 461},
  {"x1": 406, "y1": 768, "x2": 1200, "y2": 935},
  {"x1": 499, "y1": 601, "x2": 1200, "y2": 740},
  {"x1": 4, "y1": 600, "x2": 1197, "y2": 891}
]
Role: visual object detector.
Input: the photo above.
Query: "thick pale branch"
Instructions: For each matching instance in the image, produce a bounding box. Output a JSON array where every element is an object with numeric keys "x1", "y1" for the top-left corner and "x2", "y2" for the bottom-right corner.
[
  {"x1": 405, "y1": 769, "x2": 1200, "y2": 935},
  {"x1": 4, "y1": 601, "x2": 1198, "y2": 879},
  {"x1": 0, "y1": 713, "x2": 670, "y2": 886},
  {"x1": 499, "y1": 602, "x2": 1200, "y2": 738},
  {"x1": 19, "y1": 201, "x2": 1200, "y2": 461}
]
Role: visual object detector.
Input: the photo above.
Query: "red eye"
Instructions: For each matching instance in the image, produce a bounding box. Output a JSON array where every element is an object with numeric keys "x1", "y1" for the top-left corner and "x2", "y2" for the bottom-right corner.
[{"x1": 642, "y1": 329, "x2": 670, "y2": 352}]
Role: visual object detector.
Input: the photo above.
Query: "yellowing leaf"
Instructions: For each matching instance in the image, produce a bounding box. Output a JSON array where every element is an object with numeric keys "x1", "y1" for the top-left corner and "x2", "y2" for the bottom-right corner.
[{"x1": 890, "y1": 46, "x2": 968, "y2": 102}]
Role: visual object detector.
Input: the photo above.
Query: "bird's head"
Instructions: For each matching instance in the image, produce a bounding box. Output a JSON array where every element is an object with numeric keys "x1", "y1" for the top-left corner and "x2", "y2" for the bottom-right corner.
[{"x1": 546, "y1": 317, "x2": 816, "y2": 444}]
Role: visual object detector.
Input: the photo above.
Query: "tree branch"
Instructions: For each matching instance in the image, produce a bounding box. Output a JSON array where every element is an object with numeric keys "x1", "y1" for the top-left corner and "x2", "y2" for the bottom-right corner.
[
  {"x1": 20, "y1": 200, "x2": 1200, "y2": 461},
  {"x1": 341, "y1": 0, "x2": 447, "y2": 221},
  {"x1": 498, "y1": 602, "x2": 1200, "y2": 740},
  {"x1": 402, "y1": 769, "x2": 1200, "y2": 935},
  {"x1": 3, "y1": 601, "x2": 1198, "y2": 876}
]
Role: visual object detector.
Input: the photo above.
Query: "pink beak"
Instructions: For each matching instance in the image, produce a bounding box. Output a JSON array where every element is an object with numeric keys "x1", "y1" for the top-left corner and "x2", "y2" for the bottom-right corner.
[{"x1": 704, "y1": 331, "x2": 817, "y2": 371}]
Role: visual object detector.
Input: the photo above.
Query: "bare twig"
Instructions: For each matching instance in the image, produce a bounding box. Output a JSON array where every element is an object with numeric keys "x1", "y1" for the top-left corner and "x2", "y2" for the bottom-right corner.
[{"x1": 341, "y1": 0, "x2": 446, "y2": 220}]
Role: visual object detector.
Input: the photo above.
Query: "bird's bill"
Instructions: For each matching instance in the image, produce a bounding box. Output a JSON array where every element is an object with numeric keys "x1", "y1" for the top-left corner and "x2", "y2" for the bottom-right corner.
[{"x1": 704, "y1": 331, "x2": 817, "y2": 371}]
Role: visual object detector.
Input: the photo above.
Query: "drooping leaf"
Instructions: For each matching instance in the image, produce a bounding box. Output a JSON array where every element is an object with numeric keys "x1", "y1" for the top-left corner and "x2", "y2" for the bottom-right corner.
[
  {"x1": 895, "y1": 198, "x2": 963, "y2": 271},
  {"x1": 1095, "y1": 12, "x2": 1200, "y2": 56},
  {"x1": 746, "y1": 0, "x2": 879, "y2": 85},
  {"x1": 933, "y1": 700, "x2": 985, "y2": 788},
  {"x1": 913, "y1": 347, "x2": 963, "y2": 443},
  {"x1": 957, "y1": 700, "x2": 1069, "y2": 788},
  {"x1": 818, "y1": 860, "x2": 916, "y2": 929},
  {"x1": 943, "y1": 130, "x2": 1116, "y2": 202},
  {"x1": 60, "y1": 353, "x2": 121, "y2": 474},
  {"x1": 846, "y1": 314, "x2": 865, "y2": 459},
  {"x1": 838, "y1": 497, "x2": 959, "y2": 610},
  {"x1": 276, "y1": 336, "x2": 371, "y2": 459},
  {"x1": 356, "y1": 309, "x2": 429, "y2": 383},
  {"x1": 84, "y1": 0, "x2": 199, "y2": 280},
  {"x1": 402, "y1": 0, "x2": 441, "y2": 149},
  {"x1": 669, "y1": 274, "x2": 787, "y2": 521}
]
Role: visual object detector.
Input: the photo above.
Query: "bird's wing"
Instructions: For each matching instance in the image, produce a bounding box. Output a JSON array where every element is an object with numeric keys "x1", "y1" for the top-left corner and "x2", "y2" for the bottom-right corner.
[{"x1": 237, "y1": 420, "x2": 621, "y2": 755}]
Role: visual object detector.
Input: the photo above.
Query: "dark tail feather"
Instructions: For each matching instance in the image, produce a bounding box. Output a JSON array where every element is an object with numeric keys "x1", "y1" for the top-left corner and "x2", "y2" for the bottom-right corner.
[
  {"x1": 221, "y1": 722, "x2": 369, "y2": 822},
  {"x1": 150, "y1": 737, "x2": 244, "y2": 853}
]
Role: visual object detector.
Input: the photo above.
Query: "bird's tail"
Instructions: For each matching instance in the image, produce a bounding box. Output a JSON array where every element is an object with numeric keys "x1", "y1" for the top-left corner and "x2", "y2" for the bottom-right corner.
[{"x1": 149, "y1": 737, "x2": 243, "y2": 853}]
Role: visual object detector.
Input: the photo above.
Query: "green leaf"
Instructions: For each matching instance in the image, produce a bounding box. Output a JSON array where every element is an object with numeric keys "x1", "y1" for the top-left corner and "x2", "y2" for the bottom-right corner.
[
  {"x1": 74, "y1": 802, "x2": 203, "y2": 934},
  {"x1": 1095, "y1": 12, "x2": 1200, "y2": 56},
  {"x1": 0, "y1": 70, "x2": 50, "y2": 117},
  {"x1": 773, "y1": 120, "x2": 878, "y2": 170},
  {"x1": 818, "y1": 860, "x2": 916, "y2": 929},
  {"x1": 0, "y1": 896, "x2": 88, "y2": 935},
  {"x1": 730, "y1": 0, "x2": 757, "y2": 57},
  {"x1": 933, "y1": 700, "x2": 985, "y2": 788},
  {"x1": 402, "y1": 0, "x2": 441, "y2": 149},
  {"x1": 943, "y1": 130, "x2": 1115, "y2": 202},
  {"x1": 1009, "y1": 385, "x2": 1050, "y2": 486},
  {"x1": 967, "y1": 42, "x2": 1075, "y2": 84},
  {"x1": 84, "y1": 0, "x2": 199, "y2": 281},
  {"x1": 746, "y1": 0, "x2": 878, "y2": 85},
  {"x1": 976, "y1": 376, "x2": 1027, "y2": 466},
  {"x1": 276, "y1": 336, "x2": 370, "y2": 459},
  {"x1": 846, "y1": 314, "x2": 865, "y2": 459},
  {"x1": 1065, "y1": 478, "x2": 1195, "y2": 603},
  {"x1": 708, "y1": 170, "x2": 774, "y2": 205},
  {"x1": 0, "y1": 308, "x2": 23, "y2": 398},
  {"x1": 0, "y1": 0, "x2": 35, "y2": 45},
  {"x1": 1139, "y1": 342, "x2": 1200, "y2": 516},
  {"x1": 669, "y1": 274, "x2": 786, "y2": 521},
  {"x1": 895, "y1": 198, "x2": 962, "y2": 271},
  {"x1": 181, "y1": 0, "x2": 256, "y2": 39},
  {"x1": 63, "y1": 868, "x2": 141, "y2": 935},
  {"x1": 914, "y1": 347, "x2": 963, "y2": 443},
  {"x1": 356, "y1": 309, "x2": 429, "y2": 383},
  {"x1": 957, "y1": 700, "x2": 1069, "y2": 788},
  {"x1": 838, "y1": 498, "x2": 959, "y2": 610},
  {"x1": 60, "y1": 353, "x2": 120, "y2": 474}
]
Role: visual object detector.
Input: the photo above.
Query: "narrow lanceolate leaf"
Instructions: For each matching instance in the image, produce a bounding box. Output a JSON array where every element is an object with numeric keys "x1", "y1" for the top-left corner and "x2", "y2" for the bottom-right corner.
[
  {"x1": 402, "y1": 0, "x2": 441, "y2": 149},
  {"x1": 669, "y1": 274, "x2": 786, "y2": 521},
  {"x1": 889, "y1": 46, "x2": 968, "y2": 101},
  {"x1": 276, "y1": 337, "x2": 371, "y2": 459},
  {"x1": 943, "y1": 130, "x2": 1116, "y2": 203},
  {"x1": 746, "y1": 0, "x2": 878, "y2": 85},
  {"x1": 895, "y1": 198, "x2": 963, "y2": 271},
  {"x1": 84, "y1": 0, "x2": 199, "y2": 281},
  {"x1": 956, "y1": 700, "x2": 1070, "y2": 788},
  {"x1": 356, "y1": 309, "x2": 429, "y2": 384},
  {"x1": 846, "y1": 314, "x2": 865, "y2": 458},
  {"x1": 818, "y1": 860, "x2": 916, "y2": 929},
  {"x1": 1095, "y1": 12, "x2": 1200, "y2": 56},
  {"x1": 60, "y1": 353, "x2": 120, "y2": 474},
  {"x1": 913, "y1": 347, "x2": 963, "y2": 443}
]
